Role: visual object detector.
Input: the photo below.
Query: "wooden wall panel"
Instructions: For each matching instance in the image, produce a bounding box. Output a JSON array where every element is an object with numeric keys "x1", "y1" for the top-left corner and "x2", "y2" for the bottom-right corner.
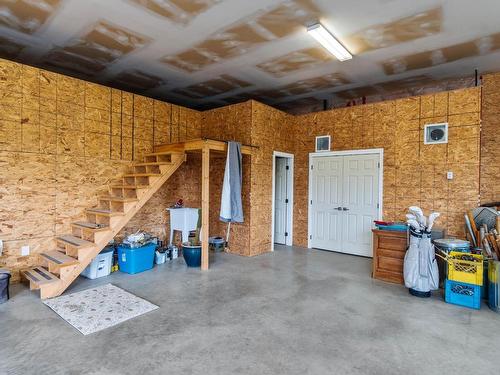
[
  {"x1": 250, "y1": 101, "x2": 295, "y2": 256},
  {"x1": 202, "y1": 102, "x2": 253, "y2": 255},
  {"x1": 0, "y1": 55, "x2": 493, "y2": 279},
  {"x1": 0, "y1": 58, "x2": 201, "y2": 281},
  {"x1": 481, "y1": 73, "x2": 500, "y2": 204},
  {"x1": 293, "y1": 87, "x2": 481, "y2": 247}
]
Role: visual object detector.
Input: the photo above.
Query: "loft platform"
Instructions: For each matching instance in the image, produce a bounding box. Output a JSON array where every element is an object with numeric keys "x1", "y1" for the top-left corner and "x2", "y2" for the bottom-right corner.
[{"x1": 154, "y1": 138, "x2": 255, "y2": 155}]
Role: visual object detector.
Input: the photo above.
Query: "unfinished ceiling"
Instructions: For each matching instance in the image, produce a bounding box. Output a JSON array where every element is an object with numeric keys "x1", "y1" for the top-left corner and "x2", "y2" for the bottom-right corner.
[{"x1": 1, "y1": 0, "x2": 499, "y2": 111}]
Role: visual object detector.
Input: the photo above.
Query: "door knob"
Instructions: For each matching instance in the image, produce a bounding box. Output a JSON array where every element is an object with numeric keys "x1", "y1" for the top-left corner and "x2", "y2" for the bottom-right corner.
[
  {"x1": 342, "y1": 207, "x2": 350, "y2": 211},
  {"x1": 335, "y1": 207, "x2": 342, "y2": 211}
]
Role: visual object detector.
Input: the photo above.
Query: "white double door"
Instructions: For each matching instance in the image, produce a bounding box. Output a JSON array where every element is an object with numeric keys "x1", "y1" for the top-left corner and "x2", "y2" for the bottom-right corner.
[{"x1": 310, "y1": 153, "x2": 380, "y2": 257}]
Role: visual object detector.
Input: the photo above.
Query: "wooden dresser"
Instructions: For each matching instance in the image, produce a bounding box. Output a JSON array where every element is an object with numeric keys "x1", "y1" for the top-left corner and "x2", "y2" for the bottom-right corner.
[{"x1": 372, "y1": 229, "x2": 408, "y2": 284}]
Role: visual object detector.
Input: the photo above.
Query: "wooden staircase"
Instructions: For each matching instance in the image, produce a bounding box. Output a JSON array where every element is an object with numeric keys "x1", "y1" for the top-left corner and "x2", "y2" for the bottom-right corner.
[{"x1": 21, "y1": 150, "x2": 186, "y2": 299}]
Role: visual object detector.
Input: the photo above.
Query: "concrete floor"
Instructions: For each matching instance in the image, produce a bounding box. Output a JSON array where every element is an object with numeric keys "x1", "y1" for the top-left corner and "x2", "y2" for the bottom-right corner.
[{"x1": 1, "y1": 245, "x2": 499, "y2": 375}]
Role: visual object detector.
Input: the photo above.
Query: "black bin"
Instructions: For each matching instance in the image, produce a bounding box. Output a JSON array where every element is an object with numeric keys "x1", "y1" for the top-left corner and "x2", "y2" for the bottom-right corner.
[{"x1": 0, "y1": 270, "x2": 11, "y2": 303}]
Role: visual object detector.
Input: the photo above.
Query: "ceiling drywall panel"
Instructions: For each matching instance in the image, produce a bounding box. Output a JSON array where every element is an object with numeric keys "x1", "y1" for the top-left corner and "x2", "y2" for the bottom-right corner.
[{"x1": 0, "y1": 0, "x2": 499, "y2": 111}]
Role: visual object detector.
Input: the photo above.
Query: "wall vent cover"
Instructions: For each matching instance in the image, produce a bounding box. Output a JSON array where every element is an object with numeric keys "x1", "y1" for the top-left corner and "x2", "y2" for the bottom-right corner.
[
  {"x1": 424, "y1": 123, "x2": 448, "y2": 144},
  {"x1": 315, "y1": 135, "x2": 331, "y2": 152}
]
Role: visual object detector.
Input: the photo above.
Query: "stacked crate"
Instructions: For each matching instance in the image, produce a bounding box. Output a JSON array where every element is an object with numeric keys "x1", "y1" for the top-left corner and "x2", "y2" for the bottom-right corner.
[{"x1": 445, "y1": 251, "x2": 484, "y2": 309}]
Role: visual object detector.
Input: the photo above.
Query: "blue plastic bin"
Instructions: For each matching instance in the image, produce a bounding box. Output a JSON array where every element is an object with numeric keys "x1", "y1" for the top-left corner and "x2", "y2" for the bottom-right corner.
[
  {"x1": 375, "y1": 223, "x2": 407, "y2": 232},
  {"x1": 118, "y1": 243, "x2": 156, "y2": 274},
  {"x1": 444, "y1": 279, "x2": 481, "y2": 310}
]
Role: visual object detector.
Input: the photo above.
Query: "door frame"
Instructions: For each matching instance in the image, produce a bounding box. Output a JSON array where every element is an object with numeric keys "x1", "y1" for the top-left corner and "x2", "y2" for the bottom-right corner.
[
  {"x1": 307, "y1": 148, "x2": 384, "y2": 249},
  {"x1": 271, "y1": 151, "x2": 294, "y2": 249}
]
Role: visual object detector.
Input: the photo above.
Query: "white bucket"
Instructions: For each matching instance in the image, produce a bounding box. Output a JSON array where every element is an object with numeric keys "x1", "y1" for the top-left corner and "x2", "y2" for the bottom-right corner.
[{"x1": 155, "y1": 251, "x2": 166, "y2": 265}]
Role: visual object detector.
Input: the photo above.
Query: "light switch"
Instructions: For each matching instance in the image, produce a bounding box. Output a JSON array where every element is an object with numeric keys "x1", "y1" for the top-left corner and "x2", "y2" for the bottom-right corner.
[
  {"x1": 0, "y1": 240, "x2": 3, "y2": 256},
  {"x1": 21, "y1": 245, "x2": 30, "y2": 256},
  {"x1": 447, "y1": 171, "x2": 454, "y2": 180}
]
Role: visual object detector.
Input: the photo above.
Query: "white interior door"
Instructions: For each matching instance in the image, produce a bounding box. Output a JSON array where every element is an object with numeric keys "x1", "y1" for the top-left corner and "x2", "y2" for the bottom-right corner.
[
  {"x1": 341, "y1": 154, "x2": 379, "y2": 257},
  {"x1": 310, "y1": 153, "x2": 380, "y2": 257},
  {"x1": 310, "y1": 156, "x2": 343, "y2": 252},
  {"x1": 274, "y1": 157, "x2": 288, "y2": 245}
]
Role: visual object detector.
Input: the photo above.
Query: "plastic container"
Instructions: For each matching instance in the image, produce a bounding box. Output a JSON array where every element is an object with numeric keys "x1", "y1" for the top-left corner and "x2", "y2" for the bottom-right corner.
[
  {"x1": 81, "y1": 247, "x2": 114, "y2": 279},
  {"x1": 182, "y1": 243, "x2": 201, "y2": 267},
  {"x1": 209, "y1": 236, "x2": 225, "y2": 252},
  {"x1": 375, "y1": 222, "x2": 407, "y2": 232},
  {"x1": 0, "y1": 269, "x2": 11, "y2": 304},
  {"x1": 488, "y1": 259, "x2": 500, "y2": 312},
  {"x1": 444, "y1": 279, "x2": 481, "y2": 310},
  {"x1": 155, "y1": 250, "x2": 166, "y2": 265},
  {"x1": 482, "y1": 260, "x2": 489, "y2": 300},
  {"x1": 447, "y1": 251, "x2": 483, "y2": 286},
  {"x1": 434, "y1": 238, "x2": 470, "y2": 253},
  {"x1": 118, "y1": 243, "x2": 156, "y2": 274}
]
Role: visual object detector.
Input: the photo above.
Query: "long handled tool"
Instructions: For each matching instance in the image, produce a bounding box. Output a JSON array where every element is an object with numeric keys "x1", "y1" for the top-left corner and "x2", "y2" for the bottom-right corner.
[{"x1": 225, "y1": 222, "x2": 231, "y2": 251}]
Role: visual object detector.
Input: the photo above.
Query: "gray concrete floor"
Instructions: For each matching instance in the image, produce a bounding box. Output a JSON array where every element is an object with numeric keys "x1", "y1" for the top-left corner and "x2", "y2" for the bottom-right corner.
[{"x1": 1, "y1": 245, "x2": 499, "y2": 375}]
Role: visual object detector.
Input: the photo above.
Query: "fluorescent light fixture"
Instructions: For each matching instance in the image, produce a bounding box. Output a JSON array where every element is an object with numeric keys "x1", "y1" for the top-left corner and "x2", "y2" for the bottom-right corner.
[{"x1": 307, "y1": 23, "x2": 352, "y2": 61}]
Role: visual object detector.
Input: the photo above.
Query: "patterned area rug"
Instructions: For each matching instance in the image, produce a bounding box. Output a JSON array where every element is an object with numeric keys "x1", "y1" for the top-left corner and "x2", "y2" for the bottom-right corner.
[{"x1": 43, "y1": 283, "x2": 159, "y2": 335}]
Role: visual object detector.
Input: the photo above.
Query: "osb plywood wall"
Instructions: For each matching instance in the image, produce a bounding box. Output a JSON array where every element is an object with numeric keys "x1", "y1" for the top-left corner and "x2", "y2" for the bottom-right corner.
[
  {"x1": 0, "y1": 58, "x2": 201, "y2": 281},
  {"x1": 293, "y1": 87, "x2": 481, "y2": 246},
  {"x1": 201, "y1": 102, "x2": 252, "y2": 256},
  {"x1": 201, "y1": 100, "x2": 295, "y2": 257},
  {"x1": 481, "y1": 73, "x2": 500, "y2": 204},
  {"x1": 0, "y1": 55, "x2": 491, "y2": 281},
  {"x1": 250, "y1": 101, "x2": 295, "y2": 255}
]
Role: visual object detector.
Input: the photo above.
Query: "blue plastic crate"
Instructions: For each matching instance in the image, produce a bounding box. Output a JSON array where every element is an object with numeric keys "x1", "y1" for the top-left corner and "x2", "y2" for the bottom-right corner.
[
  {"x1": 444, "y1": 279, "x2": 481, "y2": 310},
  {"x1": 118, "y1": 243, "x2": 156, "y2": 274}
]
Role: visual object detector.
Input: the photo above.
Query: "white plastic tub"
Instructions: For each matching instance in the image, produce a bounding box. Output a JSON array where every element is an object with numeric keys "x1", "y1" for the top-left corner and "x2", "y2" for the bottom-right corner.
[{"x1": 81, "y1": 247, "x2": 114, "y2": 279}]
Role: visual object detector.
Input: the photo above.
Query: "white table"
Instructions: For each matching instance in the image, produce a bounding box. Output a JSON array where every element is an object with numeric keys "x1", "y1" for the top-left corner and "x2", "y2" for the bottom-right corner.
[{"x1": 167, "y1": 207, "x2": 199, "y2": 245}]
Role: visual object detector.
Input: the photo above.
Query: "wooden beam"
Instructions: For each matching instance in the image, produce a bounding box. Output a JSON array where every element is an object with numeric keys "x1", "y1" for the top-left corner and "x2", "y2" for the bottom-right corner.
[{"x1": 201, "y1": 145, "x2": 210, "y2": 270}]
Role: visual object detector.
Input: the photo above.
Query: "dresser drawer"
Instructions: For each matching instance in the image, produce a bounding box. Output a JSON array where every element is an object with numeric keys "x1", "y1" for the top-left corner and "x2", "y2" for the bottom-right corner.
[
  {"x1": 378, "y1": 235, "x2": 407, "y2": 251},
  {"x1": 378, "y1": 256, "x2": 404, "y2": 273},
  {"x1": 377, "y1": 248, "x2": 406, "y2": 259}
]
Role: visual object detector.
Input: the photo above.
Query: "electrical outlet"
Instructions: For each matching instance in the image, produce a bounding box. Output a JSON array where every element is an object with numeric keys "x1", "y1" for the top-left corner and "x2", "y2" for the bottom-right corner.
[
  {"x1": 21, "y1": 245, "x2": 30, "y2": 256},
  {"x1": 447, "y1": 171, "x2": 454, "y2": 180}
]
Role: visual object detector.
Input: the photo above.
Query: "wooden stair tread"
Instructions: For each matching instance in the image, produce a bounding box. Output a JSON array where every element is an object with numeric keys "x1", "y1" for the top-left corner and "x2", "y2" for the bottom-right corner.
[
  {"x1": 110, "y1": 184, "x2": 149, "y2": 189},
  {"x1": 40, "y1": 251, "x2": 79, "y2": 266},
  {"x1": 22, "y1": 267, "x2": 59, "y2": 286},
  {"x1": 86, "y1": 208, "x2": 123, "y2": 217},
  {"x1": 99, "y1": 195, "x2": 138, "y2": 202},
  {"x1": 57, "y1": 235, "x2": 95, "y2": 248},
  {"x1": 123, "y1": 173, "x2": 162, "y2": 177},
  {"x1": 133, "y1": 162, "x2": 173, "y2": 166},
  {"x1": 72, "y1": 221, "x2": 109, "y2": 232},
  {"x1": 144, "y1": 151, "x2": 181, "y2": 157}
]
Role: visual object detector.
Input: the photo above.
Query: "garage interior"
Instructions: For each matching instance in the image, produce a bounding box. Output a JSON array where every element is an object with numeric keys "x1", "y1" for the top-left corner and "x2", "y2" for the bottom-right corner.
[{"x1": 0, "y1": 1, "x2": 500, "y2": 374}]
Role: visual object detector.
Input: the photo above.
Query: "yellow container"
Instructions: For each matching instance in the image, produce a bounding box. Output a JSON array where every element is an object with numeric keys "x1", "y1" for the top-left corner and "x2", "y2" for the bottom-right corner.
[{"x1": 447, "y1": 251, "x2": 483, "y2": 286}]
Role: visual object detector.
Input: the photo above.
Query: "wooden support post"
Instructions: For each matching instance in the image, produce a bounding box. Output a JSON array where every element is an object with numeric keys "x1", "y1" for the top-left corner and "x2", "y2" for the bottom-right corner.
[{"x1": 201, "y1": 146, "x2": 210, "y2": 270}]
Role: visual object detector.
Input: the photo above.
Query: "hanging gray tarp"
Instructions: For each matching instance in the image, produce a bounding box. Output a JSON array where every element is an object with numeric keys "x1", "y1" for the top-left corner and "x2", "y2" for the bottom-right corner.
[{"x1": 220, "y1": 141, "x2": 244, "y2": 223}]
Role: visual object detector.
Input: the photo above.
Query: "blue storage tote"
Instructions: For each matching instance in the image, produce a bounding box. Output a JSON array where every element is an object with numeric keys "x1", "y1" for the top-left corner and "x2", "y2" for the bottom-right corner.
[
  {"x1": 118, "y1": 243, "x2": 156, "y2": 274},
  {"x1": 375, "y1": 222, "x2": 407, "y2": 232},
  {"x1": 444, "y1": 279, "x2": 481, "y2": 310}
]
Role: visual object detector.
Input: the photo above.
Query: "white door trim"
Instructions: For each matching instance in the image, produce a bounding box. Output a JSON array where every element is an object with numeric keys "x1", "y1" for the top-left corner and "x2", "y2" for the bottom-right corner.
[
  {"x1": 271, "y1": 151, "x2": 294, "y2": 250},
  {"x1": 307, "y1": 148, "x2": 384, "y2": 249}
]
